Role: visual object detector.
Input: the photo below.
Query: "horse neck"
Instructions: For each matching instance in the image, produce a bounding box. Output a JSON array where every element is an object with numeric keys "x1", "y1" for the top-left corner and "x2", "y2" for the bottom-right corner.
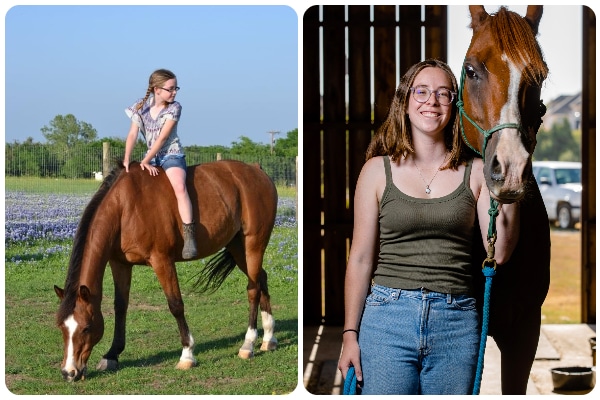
[{"x1": 76, "y1": 200, "x2": 121, "y2": 297}]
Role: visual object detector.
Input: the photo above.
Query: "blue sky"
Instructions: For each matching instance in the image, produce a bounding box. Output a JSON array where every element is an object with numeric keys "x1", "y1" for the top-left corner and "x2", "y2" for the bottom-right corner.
[{"x1": 4, "y1": 5, "x2": 298, "y2": 146}]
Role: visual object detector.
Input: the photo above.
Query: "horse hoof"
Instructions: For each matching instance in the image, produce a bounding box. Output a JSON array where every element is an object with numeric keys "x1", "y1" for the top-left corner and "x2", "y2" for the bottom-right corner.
[
  {"x1": 238, "y1": 349, "x2": 254, "y2": 359},
  {"x1": 176, "y1": 359, "x2": 196, "y2": 370},
  {"x1": 238, "y1": 339, "x2": 255, "y2": 359},
  {"x1": 97, "y1": 358, "x2": 118, "y2": 371},
  {"x1": 260, "y1": 339, "x2": 278, "y2": 351}
]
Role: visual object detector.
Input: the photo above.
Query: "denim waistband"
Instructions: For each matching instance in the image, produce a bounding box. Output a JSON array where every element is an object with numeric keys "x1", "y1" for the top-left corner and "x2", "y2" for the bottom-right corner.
[
  {"x1": 371, "y1": 284, "x2": 468, "y2": 303},
  {"x1": 150, "y1": 153, "x2": 185, "y2": 166}
]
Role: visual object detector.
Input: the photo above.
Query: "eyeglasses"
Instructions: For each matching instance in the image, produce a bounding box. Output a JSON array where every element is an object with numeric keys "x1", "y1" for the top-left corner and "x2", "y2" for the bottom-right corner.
[
  {"x1": 410, "y1": 86, "x2": 456, "y2": 105},
  {"x1": 160, "y1": 86, "x2": 180, "y2": 93}
]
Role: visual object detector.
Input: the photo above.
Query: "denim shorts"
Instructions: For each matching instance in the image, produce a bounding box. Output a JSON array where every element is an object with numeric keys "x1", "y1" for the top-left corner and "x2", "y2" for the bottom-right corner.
[
  {"x1": 150, "y1": 154, "x2": 187, "y2": 171},
  {"x1": 358, "y1": 284, "x2": 481, "y2": 395}
]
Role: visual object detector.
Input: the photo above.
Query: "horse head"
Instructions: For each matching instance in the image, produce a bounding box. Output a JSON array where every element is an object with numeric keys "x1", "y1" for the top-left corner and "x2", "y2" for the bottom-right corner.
[
  {"x1": 459, "y1": 5, "x2": 548, "y2": 202},
  {"x1": 54, "y1": 284, "x2": 104, "y2": 382}
]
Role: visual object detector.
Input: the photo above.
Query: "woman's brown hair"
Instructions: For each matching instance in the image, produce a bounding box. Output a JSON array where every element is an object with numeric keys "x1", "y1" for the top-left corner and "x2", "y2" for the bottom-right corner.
[{"x1": 365, "y1": 59, "x2": 469, "y2": 170}]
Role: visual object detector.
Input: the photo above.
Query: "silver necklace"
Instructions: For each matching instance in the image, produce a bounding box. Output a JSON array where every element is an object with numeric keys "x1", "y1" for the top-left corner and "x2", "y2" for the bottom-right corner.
[{"x1": 412, "y1": 152, "x2": 448, "y2": 194}]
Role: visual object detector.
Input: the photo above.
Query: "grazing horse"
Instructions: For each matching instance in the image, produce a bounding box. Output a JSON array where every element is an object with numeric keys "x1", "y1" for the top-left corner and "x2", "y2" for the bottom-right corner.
[
  {"x1": 54, "y1": 160, "x2": 278, "y2": 382},
  {"x1": 460, "y1": 6, "x2": 551, "y2": 394}
]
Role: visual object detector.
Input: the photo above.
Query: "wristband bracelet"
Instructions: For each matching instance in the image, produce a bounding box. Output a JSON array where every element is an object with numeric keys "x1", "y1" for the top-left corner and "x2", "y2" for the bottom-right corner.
[{"x1": 342, "y1": 329, "x2": 359, "y2": 336}]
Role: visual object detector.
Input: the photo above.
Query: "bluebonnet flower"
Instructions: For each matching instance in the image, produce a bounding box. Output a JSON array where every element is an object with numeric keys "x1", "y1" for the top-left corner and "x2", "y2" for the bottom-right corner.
[
  {"x1": 5, "y1": 192, "x2": 90, "y2": 245},
  {"x1": 275, "y1": 197, "x2": 297, "y2": 228},
  {"x1": 5, "y1": 191, "x2": 297, "y2": 280}
]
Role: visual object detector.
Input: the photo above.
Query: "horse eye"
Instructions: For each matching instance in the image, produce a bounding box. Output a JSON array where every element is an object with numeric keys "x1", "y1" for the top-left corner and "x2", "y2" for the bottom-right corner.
[
  {"x1": 465, "y1": 65, "x2": 477, "y2": 79},
  {"x1": 82, "y1": 325, "x2": 91, "y2": 334}
]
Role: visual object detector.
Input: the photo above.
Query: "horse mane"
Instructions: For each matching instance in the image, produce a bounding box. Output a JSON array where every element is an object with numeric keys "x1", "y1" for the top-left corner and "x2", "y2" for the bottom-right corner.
[
  {"x1": 488, "y1": 7, "x2": 548, "y2": 86},
  {"x1": 56, "y1": 162, "x2": 126, "y2": 325}
]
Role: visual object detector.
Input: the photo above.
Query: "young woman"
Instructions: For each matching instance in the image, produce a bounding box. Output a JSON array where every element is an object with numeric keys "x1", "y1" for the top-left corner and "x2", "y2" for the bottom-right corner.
[
  {"x1": 337, "y1": 59, "x2": 520, "y2": 395},
  {"x1": 123, "y1": 68, "x2": 197, "y2": 259}
]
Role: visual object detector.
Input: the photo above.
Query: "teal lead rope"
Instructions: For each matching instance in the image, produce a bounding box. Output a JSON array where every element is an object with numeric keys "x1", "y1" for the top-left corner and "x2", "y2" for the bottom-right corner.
[
  {"x1": 472, "y1": 198, "x2": 500, "y2": 395},
  {"x1": 343, "y1": 366, "x2": 357, "y2": 395}
]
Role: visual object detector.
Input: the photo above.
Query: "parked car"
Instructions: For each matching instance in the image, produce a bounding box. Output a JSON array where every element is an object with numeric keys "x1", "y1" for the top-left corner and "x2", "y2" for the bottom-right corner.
[{"x1": 532, "y1": 161, "x2": 582, "y2": 229}]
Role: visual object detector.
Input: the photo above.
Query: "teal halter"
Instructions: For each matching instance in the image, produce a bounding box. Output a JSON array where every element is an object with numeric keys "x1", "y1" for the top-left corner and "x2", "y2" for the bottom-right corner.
[{"x1": 455, "y1": 65, "x2": 525, "y2": 162}]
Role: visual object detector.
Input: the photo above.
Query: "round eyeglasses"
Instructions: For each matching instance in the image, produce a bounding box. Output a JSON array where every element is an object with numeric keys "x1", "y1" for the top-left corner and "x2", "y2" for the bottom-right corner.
[
  {"x1": 410, "y1": 86, "x2": 456, "y2": 105},
  {"x1": 160, "y1": 86, "x2": 180, "y2": 93}
]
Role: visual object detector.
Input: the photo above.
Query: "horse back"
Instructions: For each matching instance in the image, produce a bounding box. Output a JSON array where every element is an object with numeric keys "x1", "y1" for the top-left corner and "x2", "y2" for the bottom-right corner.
[
  {"x1": 111, "y1": 160, "x2": 278, "y2": 263},
  {"x1": 187, "y1": 160, "x2": 278, "y2": 231}
]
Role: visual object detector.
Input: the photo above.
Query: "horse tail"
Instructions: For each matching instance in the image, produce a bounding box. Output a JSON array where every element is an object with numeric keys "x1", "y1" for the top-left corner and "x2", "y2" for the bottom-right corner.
[{"x1": 192, "y1": 248, "x2": 237, "y2": 294}]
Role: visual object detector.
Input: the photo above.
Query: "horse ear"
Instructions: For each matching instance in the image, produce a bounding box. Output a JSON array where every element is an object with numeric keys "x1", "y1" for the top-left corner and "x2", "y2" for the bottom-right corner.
[
  {"x1": 79, "y1": 285, "x2": 92, "y2": 302},
  {"x1": 469, "y1": 5, "x2": 489, "y2": 31},
  {"x1": 54, "y1": 285, "x2": 65, "y2": 300},
  {"x1": 524, "y1": 5, "x2": 543, "y2": 35}
]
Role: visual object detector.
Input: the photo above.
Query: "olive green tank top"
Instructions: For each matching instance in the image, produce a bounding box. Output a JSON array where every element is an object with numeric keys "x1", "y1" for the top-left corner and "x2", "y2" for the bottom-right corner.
[{"x1": 373, "y1": 156, "x2": 478, "y2": 295}]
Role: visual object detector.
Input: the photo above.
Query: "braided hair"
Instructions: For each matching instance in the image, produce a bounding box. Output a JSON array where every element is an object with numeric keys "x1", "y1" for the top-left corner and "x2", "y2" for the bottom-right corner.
[{"x1": 135, "y1": 69, "x2": 177, "y2": 112}]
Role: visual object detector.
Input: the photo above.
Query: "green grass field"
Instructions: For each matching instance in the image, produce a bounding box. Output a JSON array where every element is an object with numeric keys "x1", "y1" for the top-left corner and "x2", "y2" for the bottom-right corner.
[
  {"x1": 4, "y1": 177, "x2": 298, "y2": 395},
  {"x1": 4, "y1": 176, "x2": 298, "y2": 197},
  {"x1": 4, "y1": 176, "x2": 103, "y2": 194},
  {"x1": 5, "y1": 232, "x2": 298, "y2": 395}
]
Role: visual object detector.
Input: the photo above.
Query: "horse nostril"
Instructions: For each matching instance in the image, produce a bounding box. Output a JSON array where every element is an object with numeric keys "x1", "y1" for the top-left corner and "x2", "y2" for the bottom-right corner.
[
  {"x1": 490, "y1": 156, "x2": 504, "y2": 182},
  {"x1": 62, "y1": 368, "x2": 79, "y2": 381}
]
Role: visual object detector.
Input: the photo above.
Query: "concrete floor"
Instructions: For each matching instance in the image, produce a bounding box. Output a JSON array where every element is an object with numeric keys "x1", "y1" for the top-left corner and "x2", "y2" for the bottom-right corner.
[{"x1": 303, "y1": 324, "x2": 596, "y2": 395}]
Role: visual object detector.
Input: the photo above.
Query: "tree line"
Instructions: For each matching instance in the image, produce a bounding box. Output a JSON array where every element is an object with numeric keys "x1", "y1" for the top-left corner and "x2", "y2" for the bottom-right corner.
[
  {"x1": 5, "y1": 114, "x2": 298, "y2": 185},
  {"x1": 532, "y1": 118, "x2": 581, "y2": 162}
]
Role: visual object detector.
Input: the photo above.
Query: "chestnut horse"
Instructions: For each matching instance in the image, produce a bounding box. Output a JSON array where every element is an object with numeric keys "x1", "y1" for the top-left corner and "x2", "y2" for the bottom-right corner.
[
  {"x1": 54, "y1": 160, "x2": 278, "y2": 382},
  {"x1": 460, "y1": 6, "x2": 551, "y2": 394}
]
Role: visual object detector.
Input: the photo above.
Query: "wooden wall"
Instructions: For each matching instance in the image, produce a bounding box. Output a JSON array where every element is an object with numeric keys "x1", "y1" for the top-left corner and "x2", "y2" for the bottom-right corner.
[
  {"x1": 581, "y1": 6, "x2": 596, "y2": 324},
  {"x1": 303, "y1": 5, "x2": 448, "y2": 325}
]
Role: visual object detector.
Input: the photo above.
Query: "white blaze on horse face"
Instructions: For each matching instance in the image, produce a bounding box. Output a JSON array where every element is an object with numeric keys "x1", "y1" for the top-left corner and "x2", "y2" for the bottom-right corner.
[
  {"x1": 63, "y1": 315, "x2": 78, "y2": 372},
  {"x1": 499, "y1": 54, "x2": 522, "y2": 130},
  {"x1": 496, "y1": 54, "x2": 530, "y2": 185}
]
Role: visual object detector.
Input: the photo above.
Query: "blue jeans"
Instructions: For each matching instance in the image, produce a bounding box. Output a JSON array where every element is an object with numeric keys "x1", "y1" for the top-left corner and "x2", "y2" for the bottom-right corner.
[
  {"x1": 150, "y1": 154, "x2": 187, "y2": 171},
  {"x1": 358, "y1": 285, "x2": 480, "y2": 395}
]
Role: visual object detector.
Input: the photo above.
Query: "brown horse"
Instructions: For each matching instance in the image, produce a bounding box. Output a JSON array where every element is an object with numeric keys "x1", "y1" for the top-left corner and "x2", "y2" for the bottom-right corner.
[
  {"x1": 460, "y1": 6, "x2": 551, "y2": 394},
  {"x1": 54, "y1": 160, "x2": 278, "y2": 382},
  {"x1": 460, "y1": 5, "x2": 548, "y2": 201}
]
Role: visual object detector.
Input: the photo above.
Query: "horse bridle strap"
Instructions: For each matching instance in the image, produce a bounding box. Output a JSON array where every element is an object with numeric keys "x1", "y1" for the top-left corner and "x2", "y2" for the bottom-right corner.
[{"x1": 456, "y1": 65, "x2": 524, "y2": 162}]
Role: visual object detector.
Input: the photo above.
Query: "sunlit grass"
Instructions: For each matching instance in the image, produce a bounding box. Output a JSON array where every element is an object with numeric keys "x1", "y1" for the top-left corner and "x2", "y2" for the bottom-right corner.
[{"x1": 541, "y1": 228, "x2": 581, "y2": 324}]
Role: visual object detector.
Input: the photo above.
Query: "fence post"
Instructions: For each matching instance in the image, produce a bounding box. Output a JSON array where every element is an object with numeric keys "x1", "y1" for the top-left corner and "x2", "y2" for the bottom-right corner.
[
  {"x1": 217, "y1": 153, "x2": 222, "y2": 161},
  {"x1": 103, "y1": 142, "x2": 110, "y2": 179}
]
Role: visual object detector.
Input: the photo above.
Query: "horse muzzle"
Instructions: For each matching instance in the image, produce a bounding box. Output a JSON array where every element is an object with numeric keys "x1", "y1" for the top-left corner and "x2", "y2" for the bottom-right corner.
[
  {"x1": 486, "y1": 171, "x2": 526, "y2": 203},
  {"x1": 486, "y1": 149, "x2": 530, "y2": 203},
  {"x1": 61, "y1": 365, "x2": 87, "y2": 382},
  {"x1": 489, "y1": 187, "x2": 522, "y2": 204}
]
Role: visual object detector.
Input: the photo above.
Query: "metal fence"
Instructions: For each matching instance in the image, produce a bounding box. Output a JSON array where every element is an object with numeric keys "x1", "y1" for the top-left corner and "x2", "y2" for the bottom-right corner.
[{"x1": 4, "y1": 143, "x2": 297, "y2": 187}]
